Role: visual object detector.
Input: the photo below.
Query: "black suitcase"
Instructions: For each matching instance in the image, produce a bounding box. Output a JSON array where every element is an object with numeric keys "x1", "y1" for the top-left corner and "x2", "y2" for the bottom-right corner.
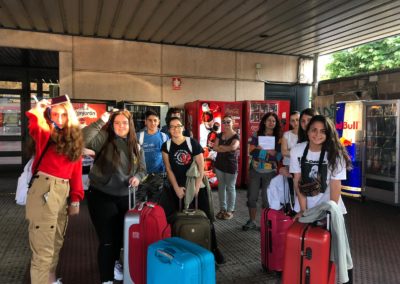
[{"x1": 171, "y1": 198, "x2": 212, "y2": 250}]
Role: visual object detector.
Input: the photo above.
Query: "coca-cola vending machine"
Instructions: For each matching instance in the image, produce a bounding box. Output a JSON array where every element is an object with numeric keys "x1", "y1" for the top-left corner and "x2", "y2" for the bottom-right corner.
[
  {"x1": 184, "y1": 100, "x2": 243, "y2": 187},
  {"x1": 242, "y1": 100, "x2": 290, "y2": 186},
  {"x1": 71, "y1": 99, "x2": 116, "y2": 189}
]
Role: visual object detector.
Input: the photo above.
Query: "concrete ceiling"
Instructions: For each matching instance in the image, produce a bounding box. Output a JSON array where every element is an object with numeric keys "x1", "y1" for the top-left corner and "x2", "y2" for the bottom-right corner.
[{"x1": 1, "y1": 0, "x2": 400, "y2": 56}]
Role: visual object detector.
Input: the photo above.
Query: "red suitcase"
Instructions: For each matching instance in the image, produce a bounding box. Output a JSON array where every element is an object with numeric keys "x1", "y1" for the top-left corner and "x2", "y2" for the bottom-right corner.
[
  {"x1": 282, "y1": 221, "x2": 336, "y2": 284},
  {"x1": 123, "y1": 186, "x2": 171, "y2": 284},
  {"x1": 261, "y1": 208, "x2": 294, "y2": 271}
]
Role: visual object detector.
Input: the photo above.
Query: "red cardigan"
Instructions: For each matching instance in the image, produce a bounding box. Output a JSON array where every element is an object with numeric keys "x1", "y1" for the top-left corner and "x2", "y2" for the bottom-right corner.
[{"x1": 26, "y1": 108, "x2": 84, "y2": 202}]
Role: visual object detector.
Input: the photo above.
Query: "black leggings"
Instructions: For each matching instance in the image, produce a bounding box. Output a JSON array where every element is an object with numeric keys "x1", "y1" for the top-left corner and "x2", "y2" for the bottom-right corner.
[{"x1": 87, "y1": 187, "x2": 128, "y2": 282}]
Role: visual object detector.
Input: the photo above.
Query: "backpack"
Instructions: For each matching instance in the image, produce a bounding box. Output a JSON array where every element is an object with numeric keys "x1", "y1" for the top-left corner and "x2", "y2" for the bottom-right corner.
[
  {"x1": 166, "y1": 136, "x2": 192, "y2": 153},
  {"x1": 138, "y1": 130, "x2": 168, "y2": 146}
]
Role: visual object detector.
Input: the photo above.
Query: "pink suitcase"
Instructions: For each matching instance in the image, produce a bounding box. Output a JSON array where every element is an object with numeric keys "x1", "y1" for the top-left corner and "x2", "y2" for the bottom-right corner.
[
  {"x1": 123, "y1": 186, "x2": 171, "y2": 284},
  {"x1": 261, "y1": 208, "x2": 294, "y2": 271}
]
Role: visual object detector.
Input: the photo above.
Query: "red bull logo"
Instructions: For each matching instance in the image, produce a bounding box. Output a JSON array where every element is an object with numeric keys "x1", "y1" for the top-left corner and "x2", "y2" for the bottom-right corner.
[
  {"x1": 336, "y1": 121, "x2": 359, "y2": 130},
  {"x1": 340, "y1": 137, "x2": 352, "y2": 147}
]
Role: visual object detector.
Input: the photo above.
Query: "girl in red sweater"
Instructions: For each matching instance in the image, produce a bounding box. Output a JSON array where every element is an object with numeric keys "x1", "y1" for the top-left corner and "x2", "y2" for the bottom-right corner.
[{"x1": 25, "y1": 96, "x2": 84, "y2": 284}]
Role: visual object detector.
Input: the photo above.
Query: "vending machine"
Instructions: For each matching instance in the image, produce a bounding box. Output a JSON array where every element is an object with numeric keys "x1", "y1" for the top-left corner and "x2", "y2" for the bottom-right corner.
[
  {"x1": 335, "y1": 101, "x2": 365, "y2": 198},
  {"x1": 184, "y1": 100, "x2": 243, "y2": 187},
  {"x1": 117, "y1": 101, "x2": 169, "y2": 131},
  {"x1": 71, "y1": 99, "x2": 116, "y2": 190},
  {"x1": 242, "y1": 100, "x2": 290, "y2": 186},
  {"x1": 363, "y1": 100, "x2": 400, "y2": 205}
]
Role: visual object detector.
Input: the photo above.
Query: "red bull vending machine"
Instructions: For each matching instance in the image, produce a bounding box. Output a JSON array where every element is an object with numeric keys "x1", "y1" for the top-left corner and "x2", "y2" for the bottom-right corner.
[{"x1": 335, "y1": 101, "x2": 364, "y2": 198}]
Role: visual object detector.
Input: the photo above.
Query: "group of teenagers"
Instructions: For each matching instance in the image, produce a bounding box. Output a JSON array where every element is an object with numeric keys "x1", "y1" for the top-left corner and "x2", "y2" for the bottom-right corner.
[
  {"x1": 24, "y1": 96, "x2": 352, "y2": 284},
  {"x1": 243, "y1": 108, "x2": 351, "y2": 230}
]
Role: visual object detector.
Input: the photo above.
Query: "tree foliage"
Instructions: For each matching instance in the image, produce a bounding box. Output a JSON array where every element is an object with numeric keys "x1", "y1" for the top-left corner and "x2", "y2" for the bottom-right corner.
[{"x1": 323, "y1": 36, "x2": 400, "y2": 79}]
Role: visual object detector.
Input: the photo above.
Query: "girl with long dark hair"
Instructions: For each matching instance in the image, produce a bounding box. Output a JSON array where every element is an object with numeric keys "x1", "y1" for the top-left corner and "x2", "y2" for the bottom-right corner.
[
  {"x1": 290, "y1": 115, "x2": 352, "y2": 216},
  {"x1": 83, "y1": 110, "x2": 146, "y2": 284}
]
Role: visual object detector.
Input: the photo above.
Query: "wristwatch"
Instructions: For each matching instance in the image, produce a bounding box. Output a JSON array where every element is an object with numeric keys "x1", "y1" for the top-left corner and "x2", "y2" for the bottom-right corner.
[{"x1": 70, "y1": 202, "x2": 80, "y2": 208}]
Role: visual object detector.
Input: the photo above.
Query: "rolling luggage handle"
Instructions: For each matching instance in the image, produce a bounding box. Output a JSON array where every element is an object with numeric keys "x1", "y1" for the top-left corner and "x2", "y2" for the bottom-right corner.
[
  {"x1": 179, "y1": 194, "x2": 199, "y2": 213},
  {"x1": 128, "y1": 185, "x2": 137, "y2": 210}
]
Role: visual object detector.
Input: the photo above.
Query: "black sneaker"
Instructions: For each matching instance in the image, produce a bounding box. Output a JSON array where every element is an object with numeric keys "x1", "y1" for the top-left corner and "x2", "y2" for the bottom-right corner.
[
  {"x1": 213, "y1": 247, "x2": 225, "y2": 264},
  {"x1": 242, "y1": 220, "x2": 257, "y2": 231}
]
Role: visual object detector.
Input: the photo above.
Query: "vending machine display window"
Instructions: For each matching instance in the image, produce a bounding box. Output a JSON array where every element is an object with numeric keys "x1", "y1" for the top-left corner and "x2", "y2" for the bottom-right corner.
[{"x1": 364, "y1": 100, "x2": 400, "y2": 205}]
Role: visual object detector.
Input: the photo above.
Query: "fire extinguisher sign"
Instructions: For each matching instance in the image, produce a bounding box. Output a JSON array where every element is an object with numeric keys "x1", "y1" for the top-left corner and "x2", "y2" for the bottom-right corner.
[{"x1": 172, "y1": 77, "x2": 182, "y2": 90}]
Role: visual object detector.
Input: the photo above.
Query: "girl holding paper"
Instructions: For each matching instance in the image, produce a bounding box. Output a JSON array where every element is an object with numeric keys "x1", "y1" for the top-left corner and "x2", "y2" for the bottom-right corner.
[{"x1": 242, "y1": 112, "x2": 282, "y2": 231}]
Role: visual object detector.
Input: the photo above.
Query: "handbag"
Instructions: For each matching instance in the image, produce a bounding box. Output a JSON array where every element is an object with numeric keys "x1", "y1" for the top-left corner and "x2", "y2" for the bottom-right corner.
[
  {"x1": 15, "y1": 158, "x2": 34, "y2": 205},
  {"x1": 298, "y1": 143, "x2": 326, "y2": 197}
]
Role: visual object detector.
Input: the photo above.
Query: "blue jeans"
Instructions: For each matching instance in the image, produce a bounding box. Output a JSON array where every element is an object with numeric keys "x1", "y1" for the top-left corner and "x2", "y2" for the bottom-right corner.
[{"x1": 215, "y1": 168, "x2": 238, "y2": 212}]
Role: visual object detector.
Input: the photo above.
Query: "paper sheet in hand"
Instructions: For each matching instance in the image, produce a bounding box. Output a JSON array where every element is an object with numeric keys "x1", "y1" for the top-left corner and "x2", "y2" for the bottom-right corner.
[{"x1": 258, "y1": 136, "x2": 275, "y2": 150}]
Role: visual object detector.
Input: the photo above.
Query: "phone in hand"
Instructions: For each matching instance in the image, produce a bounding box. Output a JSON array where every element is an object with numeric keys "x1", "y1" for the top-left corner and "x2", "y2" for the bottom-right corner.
[{"x1": 51, "y1": 95, "x2": 70, "y2": 106}]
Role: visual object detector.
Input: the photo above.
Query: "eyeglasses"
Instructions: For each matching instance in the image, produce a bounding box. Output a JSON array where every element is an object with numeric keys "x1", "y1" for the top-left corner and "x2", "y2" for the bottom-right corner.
[
  {"x1": 169, "y1": 125, "x2": 183, "y2": 130},
  {"x1": 113, "y1": 121, "x2": 129, "y2": 126},
  {"x1": 222, "y1": 120, "x2": 232, "y2": 124}
]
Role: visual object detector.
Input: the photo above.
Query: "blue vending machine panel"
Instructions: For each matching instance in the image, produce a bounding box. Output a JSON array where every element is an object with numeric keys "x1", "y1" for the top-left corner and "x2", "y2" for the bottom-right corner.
[{"x1": 336, "y1": 101, "x2": 364, "y2": 198}]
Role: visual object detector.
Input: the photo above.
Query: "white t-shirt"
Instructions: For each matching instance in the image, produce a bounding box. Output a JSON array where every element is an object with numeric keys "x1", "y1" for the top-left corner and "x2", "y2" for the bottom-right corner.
[
  {"x1": 267, "y1": 175, "x2": 293, "y2": 210},
  {"x1": 282, "y1": 131, "x2": 298, "y2": 166},
  {"x1": 289, "y1": 142, "x2": 347, "y2": 214}
]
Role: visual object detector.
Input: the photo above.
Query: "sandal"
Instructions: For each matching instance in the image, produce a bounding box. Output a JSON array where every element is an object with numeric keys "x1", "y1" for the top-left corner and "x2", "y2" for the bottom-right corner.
[
  {"x1": 223, "y1": 212, "x2": 233, "y2": 220},
  {"x1": 216, "y1": 210, "x2": 226, "y2": 219}
]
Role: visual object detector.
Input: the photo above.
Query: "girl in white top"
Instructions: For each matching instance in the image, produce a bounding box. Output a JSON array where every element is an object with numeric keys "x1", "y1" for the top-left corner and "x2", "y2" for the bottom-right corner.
[
  {"x1": 281, "y1": 111, "x2": 300, "y2": 166},
  {"x1": 290, "y1": 115, "x2": 352, "y2": 217}
]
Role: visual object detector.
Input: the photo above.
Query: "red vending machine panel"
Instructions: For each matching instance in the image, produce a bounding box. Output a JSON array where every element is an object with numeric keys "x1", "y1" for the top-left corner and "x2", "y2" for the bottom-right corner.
[
  {"x1": 242, "y1": 100, "x2": 290, "y2": 186},
  {"x1": 185, "y1": 100, "x2": 243, "y2": 187}
]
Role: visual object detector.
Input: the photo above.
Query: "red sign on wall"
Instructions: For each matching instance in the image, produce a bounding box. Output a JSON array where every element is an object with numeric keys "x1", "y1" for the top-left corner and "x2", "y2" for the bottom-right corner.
[
  {"x1": 72, "y1": 102, "x2": 107, "y2": 128},
  {"x1": 172, "y1": 77, "x2": 182, "y2": 90}
]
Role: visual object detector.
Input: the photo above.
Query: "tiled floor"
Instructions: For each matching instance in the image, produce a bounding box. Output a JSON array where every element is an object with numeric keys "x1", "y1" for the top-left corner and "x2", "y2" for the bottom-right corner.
[{"x1": 1, "y1": 174, "x2": 400, "y2": 283}]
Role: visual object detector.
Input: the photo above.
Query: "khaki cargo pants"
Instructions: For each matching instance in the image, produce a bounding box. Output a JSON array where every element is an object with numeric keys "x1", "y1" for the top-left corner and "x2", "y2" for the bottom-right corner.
[{"x1": 26, "y1": 173, "x2": 70, "y2": 284}]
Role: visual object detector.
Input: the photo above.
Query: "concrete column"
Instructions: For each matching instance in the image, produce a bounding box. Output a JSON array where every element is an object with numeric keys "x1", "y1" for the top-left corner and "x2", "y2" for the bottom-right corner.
[
  {"x1": 312, "y1": 53, "x2": 319, "y2": 102},
  {"x1": 59, "y1": 52, "x2": 73, "y2": 97}
]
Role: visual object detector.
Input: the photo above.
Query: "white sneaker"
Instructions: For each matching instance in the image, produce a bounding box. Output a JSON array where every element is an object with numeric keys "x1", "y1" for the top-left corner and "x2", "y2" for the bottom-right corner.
[
  {"x1": 52, "y1": 279, "x2": 62, "y2": 284},
  {"x1": 102, "y1": 281, "x2": 113, "y2": 284},
  {"x1": 114, "y1": 260, "x2": 123, "y2": 281}
]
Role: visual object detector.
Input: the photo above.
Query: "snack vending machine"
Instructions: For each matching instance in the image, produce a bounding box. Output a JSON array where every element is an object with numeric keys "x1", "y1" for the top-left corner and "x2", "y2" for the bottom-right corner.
[
  {"x1": 363, "y1": 100, "x2": 400, "y2": 205},
  {"x1": 117, "y1": 101, "x2": 169, "y2": 132},
  {"x1": 335, "y1": 101, "x2": 364, "y2": 198},
  {"x1": 184, "y1": 100, "x2": 243, "y2": 187},
  {"x1": 71, "y1": 99, "x2": 116, "y2": 190},
  {"x1": 242, "y1": 100, "x2": 290, "y2": 186}
]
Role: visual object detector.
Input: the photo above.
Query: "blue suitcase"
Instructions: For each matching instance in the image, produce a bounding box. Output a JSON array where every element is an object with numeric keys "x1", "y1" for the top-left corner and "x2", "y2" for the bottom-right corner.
[{"x1": 147, "y1": 237, "x2": 215, "y2": 284}]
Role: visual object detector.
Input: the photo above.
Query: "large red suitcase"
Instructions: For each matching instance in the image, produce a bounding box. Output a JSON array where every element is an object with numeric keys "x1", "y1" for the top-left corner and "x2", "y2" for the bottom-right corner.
[
  {"x1": 261, "y1": 208, "x2": 294, "y2": 271},
  {"x1": 123, "y1": 187, "x2": 171, "y2": 284},
  {"x1": 282, "y1": 221, "x2": 336, "y2": 284}
]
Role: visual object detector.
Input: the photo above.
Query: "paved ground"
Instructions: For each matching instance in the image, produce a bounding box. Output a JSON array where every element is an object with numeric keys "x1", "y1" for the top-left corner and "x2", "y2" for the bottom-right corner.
[{"x1": 1, "y1": 173, "x2": 400, "y2": 283}]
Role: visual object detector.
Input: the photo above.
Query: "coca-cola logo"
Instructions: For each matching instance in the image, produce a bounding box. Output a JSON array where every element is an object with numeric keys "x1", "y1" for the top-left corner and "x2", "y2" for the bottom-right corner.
[{"x1": 336, "y1": 121, "x2": 359, "y2": 130}]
